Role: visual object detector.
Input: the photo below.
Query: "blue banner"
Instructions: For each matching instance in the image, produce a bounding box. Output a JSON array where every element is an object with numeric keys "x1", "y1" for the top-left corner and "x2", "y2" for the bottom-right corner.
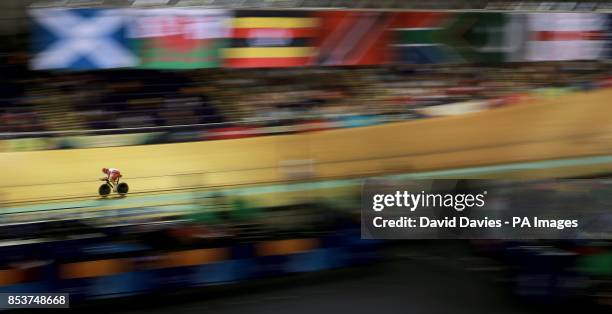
[{"x1": 30, "y1": 8, "x2": 137, "y2": 70}]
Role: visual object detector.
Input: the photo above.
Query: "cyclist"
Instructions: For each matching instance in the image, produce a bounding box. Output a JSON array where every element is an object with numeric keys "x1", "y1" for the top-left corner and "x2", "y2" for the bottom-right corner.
[{"x1": 101, "y1": 168, "x2": 122, "y2": 191}]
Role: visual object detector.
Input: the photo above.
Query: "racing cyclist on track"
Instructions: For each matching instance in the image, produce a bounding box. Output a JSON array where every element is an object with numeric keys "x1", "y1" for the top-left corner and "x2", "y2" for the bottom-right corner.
[{"x1": 101, "y1": 168, "x2": 122, "y2": 191}]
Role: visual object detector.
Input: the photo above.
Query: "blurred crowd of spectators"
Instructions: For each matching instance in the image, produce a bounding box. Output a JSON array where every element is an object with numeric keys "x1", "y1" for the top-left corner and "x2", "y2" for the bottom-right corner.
[
  {"x1": 66, "y1": 71, "x2": 223, "y2": 130},
  {"x1": 204, "y1": 61, "x2": 612, "y2": 126},
  {"x1": 0, "y1": 61, "x2": 47, "y2": 134},
  {"x1": 1, "y1": 60, "x2": 611, "y2": 136}
]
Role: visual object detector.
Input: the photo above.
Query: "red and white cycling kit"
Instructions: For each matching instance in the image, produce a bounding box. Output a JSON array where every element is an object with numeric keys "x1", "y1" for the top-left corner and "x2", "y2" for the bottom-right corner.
[{"x1": 102, "y1": 168, "x2": 122, "y2": 182}]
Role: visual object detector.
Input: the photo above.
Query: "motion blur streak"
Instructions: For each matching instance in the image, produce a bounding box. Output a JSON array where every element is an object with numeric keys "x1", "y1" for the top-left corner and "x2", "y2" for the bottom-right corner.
[
  {"x1": 2, "y1": 88, "x2": 612, "y2": 203},
  {"x1": 1, "y1": 2, "x2": 612, "y2": 313}
]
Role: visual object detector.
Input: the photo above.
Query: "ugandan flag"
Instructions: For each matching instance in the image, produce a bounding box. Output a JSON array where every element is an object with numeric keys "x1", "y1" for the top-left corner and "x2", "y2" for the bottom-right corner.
[{"x1": 224, "y1": 11, "x2": 318, "y2": 68}]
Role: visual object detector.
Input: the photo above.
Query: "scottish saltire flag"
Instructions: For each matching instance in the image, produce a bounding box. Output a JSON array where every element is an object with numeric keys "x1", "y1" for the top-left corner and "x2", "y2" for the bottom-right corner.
[
  {"x1": 30, "y1": 8, "x2": 137, "y2": 70},
  {"x1": 129, "y1": 9, "x2": 231, "y2": 69}
]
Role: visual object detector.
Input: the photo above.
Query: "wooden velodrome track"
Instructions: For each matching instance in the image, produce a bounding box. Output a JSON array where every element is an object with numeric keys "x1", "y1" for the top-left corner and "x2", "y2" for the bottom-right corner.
[{"x1": 1, "y1": 89, "x2": 612, "y2": 205}]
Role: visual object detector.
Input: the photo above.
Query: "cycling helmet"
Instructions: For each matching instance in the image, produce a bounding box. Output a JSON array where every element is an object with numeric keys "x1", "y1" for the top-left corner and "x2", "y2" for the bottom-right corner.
[{"x1": 102, "y1": 168, "x2": 109, "y2": 174}]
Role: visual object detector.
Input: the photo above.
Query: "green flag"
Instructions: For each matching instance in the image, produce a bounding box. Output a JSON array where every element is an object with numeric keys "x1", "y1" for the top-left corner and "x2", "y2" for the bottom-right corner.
[{"x1": 130, "y1": 8, "x2": 230, "y2": 69}]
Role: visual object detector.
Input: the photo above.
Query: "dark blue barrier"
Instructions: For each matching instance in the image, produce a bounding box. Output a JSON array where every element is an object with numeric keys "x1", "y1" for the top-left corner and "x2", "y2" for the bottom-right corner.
[{"x1": 0, "y1": 232, "x2": 382, "y2": 304}]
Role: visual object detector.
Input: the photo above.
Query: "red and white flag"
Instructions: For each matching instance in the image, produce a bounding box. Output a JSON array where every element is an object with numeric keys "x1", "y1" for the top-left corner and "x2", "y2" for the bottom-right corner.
[{"x1": 526, "y1": 13, "x2": 606, "y2": 61}]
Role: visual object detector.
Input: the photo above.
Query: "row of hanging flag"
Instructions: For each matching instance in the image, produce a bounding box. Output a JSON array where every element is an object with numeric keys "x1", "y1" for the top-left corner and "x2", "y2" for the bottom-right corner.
[{"x1": 29, "y1": 8, "x2": 612, "y2": 70}]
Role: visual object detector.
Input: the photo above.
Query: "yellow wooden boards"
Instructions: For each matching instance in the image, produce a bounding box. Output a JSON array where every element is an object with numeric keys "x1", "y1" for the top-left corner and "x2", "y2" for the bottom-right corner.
[{"x1": 2, "y1": 89, "x2": 612, "y2": 203}]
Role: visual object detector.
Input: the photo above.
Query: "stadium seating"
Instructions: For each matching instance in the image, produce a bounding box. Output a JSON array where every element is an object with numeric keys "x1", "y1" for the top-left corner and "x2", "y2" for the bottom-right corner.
[{"x1": 1, "y1": 61, "x2": 610, "y2": 140}]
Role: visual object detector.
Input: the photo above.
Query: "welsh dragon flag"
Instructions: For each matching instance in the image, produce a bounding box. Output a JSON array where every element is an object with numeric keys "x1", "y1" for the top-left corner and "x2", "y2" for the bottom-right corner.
[{"x1": 129, "y1": 9, "x2": 231, "y2": 69}]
